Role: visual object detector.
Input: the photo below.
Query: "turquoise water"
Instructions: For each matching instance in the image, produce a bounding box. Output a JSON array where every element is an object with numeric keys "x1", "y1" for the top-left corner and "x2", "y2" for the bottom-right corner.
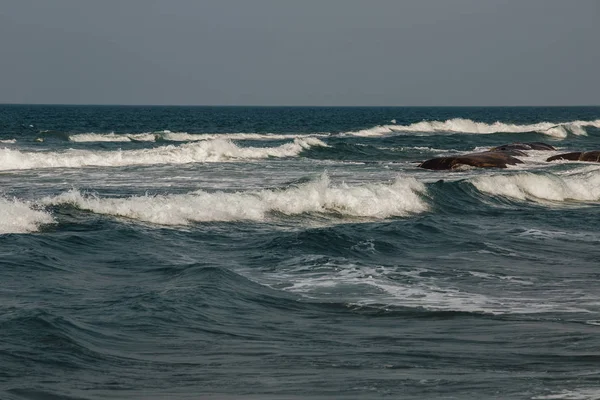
[{"x1": 1, "y1": 106, "x2": 600, "y2": 399}]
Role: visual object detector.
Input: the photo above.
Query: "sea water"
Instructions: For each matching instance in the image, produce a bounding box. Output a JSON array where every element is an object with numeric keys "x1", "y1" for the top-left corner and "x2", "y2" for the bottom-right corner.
[{"x1": 1, "y1": 105, "x2": 600, "y2": 399}]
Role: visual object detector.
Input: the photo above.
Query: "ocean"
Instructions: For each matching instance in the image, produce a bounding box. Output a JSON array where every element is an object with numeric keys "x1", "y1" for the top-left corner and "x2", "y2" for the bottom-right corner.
[{"x1": 1, "y1": 105, "x2": 600, "y2": 400}]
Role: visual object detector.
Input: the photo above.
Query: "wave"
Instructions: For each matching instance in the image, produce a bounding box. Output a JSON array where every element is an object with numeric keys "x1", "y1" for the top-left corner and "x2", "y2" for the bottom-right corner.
[
  {"x1": 345, "y1": 118, "x2": 600, "y2": 138},
  {"x1": 0, "y1": 137, "x2": 326, "y2": 171},
  {"x1": 278, "y1": 264, "x2": 591, "y2": 315},
  {"x1": 69, "y1": 132, "x2": 157, "y2": 142},
  {"x1": 40, "y1": 175, "x2": 428, "y2": 225},
  {"x1": 0, "y1": 139, "x2": 16, "y2": 144},
  {"x1": 0, "y1": 197, "x2": 54, "y2": 234},
  {"x1": 163, "y1": 132, "x2": 329, "y2": 142},
  {"x1": 470, "y1": 167, "x2": 600, "y2": 203},
  {"x1": 68, "y1": 130, "x2": 328, "y2": 143}
]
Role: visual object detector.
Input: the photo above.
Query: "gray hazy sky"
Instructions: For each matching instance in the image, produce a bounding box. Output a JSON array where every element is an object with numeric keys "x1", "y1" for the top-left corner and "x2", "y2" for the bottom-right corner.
[{"x1": 1, "y1": 0, "x2": 598, "y2": 106}]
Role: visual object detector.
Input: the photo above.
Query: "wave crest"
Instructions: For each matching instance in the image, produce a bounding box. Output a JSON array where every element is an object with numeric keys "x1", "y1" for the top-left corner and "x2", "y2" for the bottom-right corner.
[
  {"x1": 471, "y1": 167, "x2": 600, "y2": 202},
  {"x1": 0, "y1": 197, "x2": 54, "y2": 234},
  {"x1": 40, "y1": 175, "x2": 428, "y2": 225},
  {"x1": 345, "y1": 118, "x2": 600, "y2": 138},
  {"x1": 0, "y1": 138, "x2": 326, "y2": 171},
  {"x1": 68, "y1": 131, "x2": 328, "y2": 143}
]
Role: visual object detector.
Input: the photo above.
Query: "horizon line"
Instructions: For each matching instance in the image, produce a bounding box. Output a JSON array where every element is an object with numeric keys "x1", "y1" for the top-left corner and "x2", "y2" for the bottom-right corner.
[{"x1": 1, "y1": 103, "x2": 600, "y2": 108}]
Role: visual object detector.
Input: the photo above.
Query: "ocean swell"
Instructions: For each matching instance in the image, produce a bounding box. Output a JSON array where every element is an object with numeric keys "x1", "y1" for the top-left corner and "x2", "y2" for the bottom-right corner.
[{"x1": 346, "y1": 118, "x2": 600, "y2": 138}]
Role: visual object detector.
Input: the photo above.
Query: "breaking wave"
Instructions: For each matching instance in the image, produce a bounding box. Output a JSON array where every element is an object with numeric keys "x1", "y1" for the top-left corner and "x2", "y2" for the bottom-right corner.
[
  {"x1": 40, "y1": 175, "x2": 428, "y2": 225},
  {"x1": 0, "y1": 138, "x2": 326, "y2": 171},
  {"x1": 345, "y1": 118, "x2": 600, "y2": 138},
  {"x1": 470, "y1": 167, "x2": 600, "y2": 203},
  {"x1": 68, "y1": 130, "x2": 328, "y2": 143},
  {"x1": 0, "y1": 197, "x2": 54, "y2": 234}
]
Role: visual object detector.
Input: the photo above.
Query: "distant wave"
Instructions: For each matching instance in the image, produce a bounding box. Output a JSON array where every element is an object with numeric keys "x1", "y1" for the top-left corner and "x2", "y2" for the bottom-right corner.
[
  {"x1": 68, "y1": 130, "x2": 328, "y2": 143},
  {"x1": 0, "y1": 197, "x2": 53, "y2": 234},
  {"x1": 0, "y1": 138, "x2": 326, "y2": 171},
  {"x1": 0, "y1": 139, "x2": 17, "y2": 144},
  {"x1": 69, "y1": 132, "x2": 156, "y2": 142},
  {"x1": 41, "y1": 175, "x2": 428, "y2": 225},
  {"x1": 344, "y1": 118, "x2": 600, "y2": 138},
  {"x1": 471, "y1": 167, "x2": 600, "y2": 203}
]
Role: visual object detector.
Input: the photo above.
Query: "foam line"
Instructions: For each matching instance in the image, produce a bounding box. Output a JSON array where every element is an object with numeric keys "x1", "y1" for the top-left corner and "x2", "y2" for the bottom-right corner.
[
  {"x1": 0, "y1": 138, "x2": 326, "y2": 171},
  {"x1": 345, "y1": 119, "x2": 600, "y2": 138},
  {"x1": 40, "y1": 175, "x2": 428, "y2": 225},
  {"x1": 471, "y1": 167, "x2": 600, "y2": 202},
  {"x1": 68, "y1": 131, "x2": 328, "y2": 143}
]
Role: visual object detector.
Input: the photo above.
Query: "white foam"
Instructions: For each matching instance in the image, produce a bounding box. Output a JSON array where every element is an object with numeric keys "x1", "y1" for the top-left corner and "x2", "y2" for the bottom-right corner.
[
  {"x1": 40, "y1": 175, "x2": 428, "y2": 225},
  {"x1": 277, "y1": 264, "x2": 592, "y2": 315},
  {"x1": 344, "y1": 125, "x2": 396, "y2": 137},
  {"x1": 0, "y1": 139, "x2": 16, "y2": 144},
  {"x1": 68, "y1": 131, "x2": 328, "y2": 143},
  {"x1": 70, "y1": 132, "x2": 133, "y2": 142},
  {"x1": 345, "y1": 119, "x2": 600, "y2": 138},
  {"x1": 468, "y1": 271, "x2": 534, "y2": 285},
  {"x1": 0, "y1": 137, "x2": 327, "y2": 171},
  {"x1": 532, "y1": 389, "x2": 600, "y2": 399},
  {"x1": 518, "y1": 229, "x2": 600, "y2": 243},
  {"x1": 128, "y1": 133, "x2": 160, "y2": 142},
  {"x1": 162, "y1": 132, "x2": 326, "y2": 142},
  {"x1": 0, "y1": 197, "x2": 54, "y2": 234},
  {"x1": 471, "y1": 168, "x2": 600, "y2": 203}
]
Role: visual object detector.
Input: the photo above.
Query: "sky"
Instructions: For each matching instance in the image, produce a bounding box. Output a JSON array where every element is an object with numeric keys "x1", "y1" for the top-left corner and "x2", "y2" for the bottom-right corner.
[{"x1": 0, "y1": 0, "x2": 598, "y2": 106}]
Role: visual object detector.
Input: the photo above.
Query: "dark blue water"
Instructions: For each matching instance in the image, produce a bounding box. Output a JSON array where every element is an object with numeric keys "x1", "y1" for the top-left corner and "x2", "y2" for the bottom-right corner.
[{"x1": 1, "y1": 106, "x2": 600, "y2": 399}]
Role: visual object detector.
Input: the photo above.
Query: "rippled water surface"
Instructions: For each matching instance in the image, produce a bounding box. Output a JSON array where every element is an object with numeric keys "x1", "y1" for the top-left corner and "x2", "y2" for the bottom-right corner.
[{"x1": 1, "y1": 106, "x2": 600, "y2": 399}]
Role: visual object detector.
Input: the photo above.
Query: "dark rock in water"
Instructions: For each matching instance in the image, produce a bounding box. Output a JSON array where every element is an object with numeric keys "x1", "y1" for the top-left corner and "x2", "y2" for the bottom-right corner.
[
  {"x1": 418, "y1": 142, "x2": 555, "y2": 171},
  {"x1": 418, "y1": 151, "x2": 524, "y2": 170},
  {"x1": 491, "y1": 148, "x2": 528, "y2": 157},
  {"x1": 546, "y1": 151, "x2": 600, "y2": 163},
  {"x1": 490, "y1": 142, "x2": 556, "y2": 152}
]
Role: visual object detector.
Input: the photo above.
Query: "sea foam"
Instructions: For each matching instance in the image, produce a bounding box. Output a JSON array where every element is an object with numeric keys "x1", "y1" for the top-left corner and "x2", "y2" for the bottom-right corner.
[
  {"x1": 0, "y1": 137, "x2": 326, "y2": 171},
  {"x1": 68, "y1": 131, "x2": 327, "y2": 143},
  {"x1": 471, "y1": 167, "x2": 600, "y2": 203},
  {"x1": 346, "y1": 118, "x2": 600, "y2": 138},
  {"x1": 69, "y1": 132, "x2": 157, "y2": 142},
  {"x1": 40, "y1": 175, "x2": 428, "y2": 225},
  {"x1": 278, "y1": 264, "x2": 591, "y2": 315},
  {"x1": 0, "y1": 197, "x2": 54, "y2": 234},
  {"x1": 532, "y1": 388, "x2": 600, "y2": 400}
]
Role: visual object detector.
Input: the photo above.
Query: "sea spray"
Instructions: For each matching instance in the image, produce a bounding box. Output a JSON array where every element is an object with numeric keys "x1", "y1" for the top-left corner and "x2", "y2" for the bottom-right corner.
[{"x1": 0, "y1": 197, "x2": 54, "y2": 234}]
